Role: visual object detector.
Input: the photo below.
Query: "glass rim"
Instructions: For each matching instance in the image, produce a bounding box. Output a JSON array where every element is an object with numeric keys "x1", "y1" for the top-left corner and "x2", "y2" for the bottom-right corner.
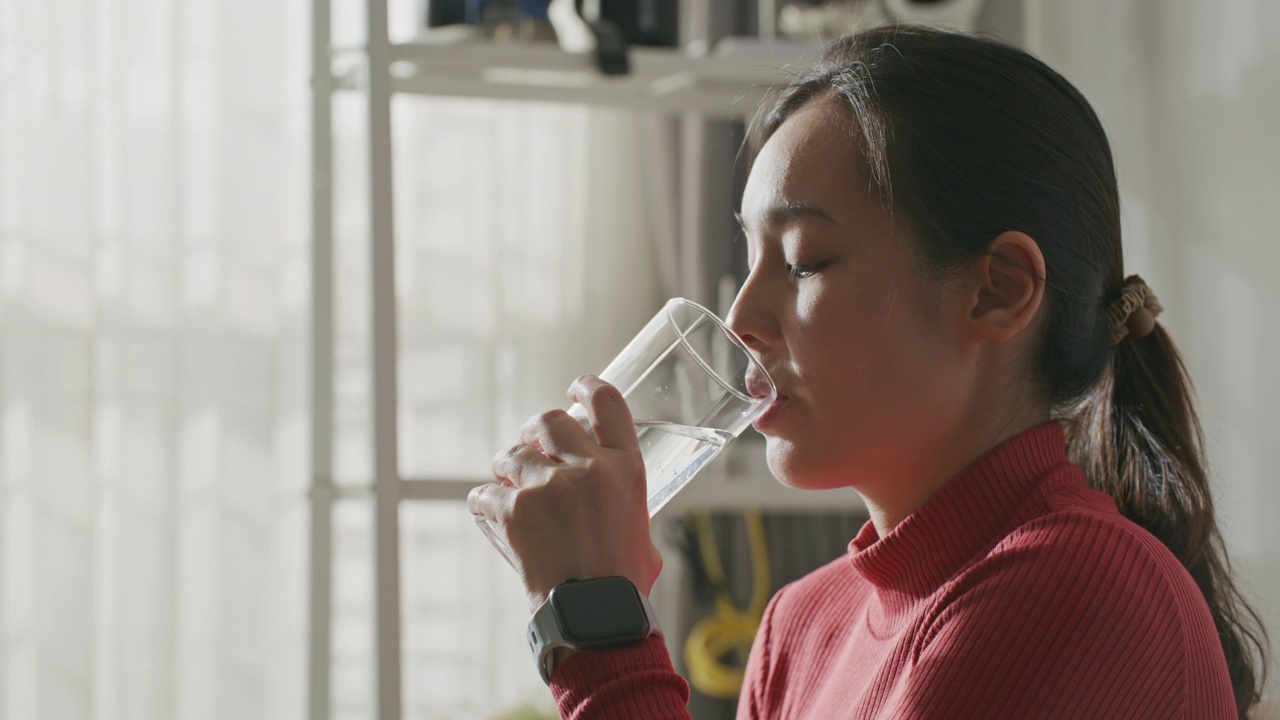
[{"x1": 662, "y1": 297, "x2": 777, "y2": 406}]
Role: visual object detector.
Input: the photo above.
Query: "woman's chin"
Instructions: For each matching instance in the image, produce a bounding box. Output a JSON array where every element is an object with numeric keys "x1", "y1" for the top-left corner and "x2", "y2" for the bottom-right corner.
[{"x1": 764, "y1": 438, "x2": 855, "y2": 491}]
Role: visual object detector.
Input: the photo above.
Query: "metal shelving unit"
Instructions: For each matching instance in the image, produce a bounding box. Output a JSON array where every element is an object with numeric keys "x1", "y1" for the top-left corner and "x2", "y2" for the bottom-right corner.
[{"x1": 307, "y1": 4, "x2": 854, "y2": 719}]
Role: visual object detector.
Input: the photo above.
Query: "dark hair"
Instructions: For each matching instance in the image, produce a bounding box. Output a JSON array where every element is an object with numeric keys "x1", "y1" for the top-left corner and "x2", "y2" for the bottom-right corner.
[{"x1": 748, "y1": 25, "x2": 1267, "y2": 716}]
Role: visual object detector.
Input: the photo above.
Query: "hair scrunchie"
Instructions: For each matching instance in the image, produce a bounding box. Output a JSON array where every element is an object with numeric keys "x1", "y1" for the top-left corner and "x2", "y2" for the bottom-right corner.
[{"x1": 1108, "y1": 275, "x2": 1164, "y2": 345}]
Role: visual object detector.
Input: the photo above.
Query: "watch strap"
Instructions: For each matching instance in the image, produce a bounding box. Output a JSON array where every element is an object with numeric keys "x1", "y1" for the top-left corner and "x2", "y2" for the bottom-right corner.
[{"x1": 527, "y1": 576, "x2": 659, "y2": 684}]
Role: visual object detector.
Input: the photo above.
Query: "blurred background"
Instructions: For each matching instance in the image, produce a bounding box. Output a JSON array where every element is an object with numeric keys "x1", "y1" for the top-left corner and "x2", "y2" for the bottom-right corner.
[{"x1": 1, "y1": 0, "x2": 1276, "y2": 718}]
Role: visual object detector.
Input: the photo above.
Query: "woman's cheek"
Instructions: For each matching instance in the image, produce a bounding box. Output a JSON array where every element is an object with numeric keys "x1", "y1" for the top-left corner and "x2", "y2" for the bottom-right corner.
[{"x1": 794, "y1": 280, "x2": 827, "y2": 321}]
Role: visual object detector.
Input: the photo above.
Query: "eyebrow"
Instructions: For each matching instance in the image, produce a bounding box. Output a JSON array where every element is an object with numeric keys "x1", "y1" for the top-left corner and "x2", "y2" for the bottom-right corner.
[{"x1": 734, "y1": 201, "x2": 838, "y2": 232}]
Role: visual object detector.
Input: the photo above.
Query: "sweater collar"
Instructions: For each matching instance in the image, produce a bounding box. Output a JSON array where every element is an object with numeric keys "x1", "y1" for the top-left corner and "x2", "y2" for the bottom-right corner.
[{"x1": 847, "y1": 422, "x2": 1077, "y2": 600}]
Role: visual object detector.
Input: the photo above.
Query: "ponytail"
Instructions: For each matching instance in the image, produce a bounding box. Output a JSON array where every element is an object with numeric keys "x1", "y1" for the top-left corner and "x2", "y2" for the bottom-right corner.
[{"x1": 1065, "y1": 324, "x2": 1269, "y2": 718}]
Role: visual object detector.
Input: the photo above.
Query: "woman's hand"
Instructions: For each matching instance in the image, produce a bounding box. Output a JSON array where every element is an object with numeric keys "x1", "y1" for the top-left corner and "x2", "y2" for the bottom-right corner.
[{"x1": 468, "y1": 375, "x2": 663, "y2": 612}]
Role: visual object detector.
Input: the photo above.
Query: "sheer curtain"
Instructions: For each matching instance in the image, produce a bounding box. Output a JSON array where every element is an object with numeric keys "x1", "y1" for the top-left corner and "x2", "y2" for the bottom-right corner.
[
  {"x1": 0, "y1": 0, "x2": 311, "y2": 718},
  {"x1": 0, "y1": 0, "x2": 662, "y2": 719},
  {"x1": 1027, "y1": 0, "x2": 1280, "y2": 704}
]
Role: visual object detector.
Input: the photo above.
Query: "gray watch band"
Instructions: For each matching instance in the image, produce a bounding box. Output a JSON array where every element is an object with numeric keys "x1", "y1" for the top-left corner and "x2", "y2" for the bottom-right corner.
[{"x1": 527, "y1": 577, "x2": 660, "y2": 685}]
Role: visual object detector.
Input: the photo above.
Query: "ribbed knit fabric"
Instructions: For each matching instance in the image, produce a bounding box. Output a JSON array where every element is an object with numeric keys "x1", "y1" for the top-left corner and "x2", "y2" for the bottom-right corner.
[{"x1": 551, "y1": 423, "x2": 1237, "y2": 719}]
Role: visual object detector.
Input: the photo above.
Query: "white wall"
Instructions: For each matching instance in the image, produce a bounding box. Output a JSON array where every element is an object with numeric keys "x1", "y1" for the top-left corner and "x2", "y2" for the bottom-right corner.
[{"x1": 1028, "y1": 0, "x2": 1280, "y2": 704}]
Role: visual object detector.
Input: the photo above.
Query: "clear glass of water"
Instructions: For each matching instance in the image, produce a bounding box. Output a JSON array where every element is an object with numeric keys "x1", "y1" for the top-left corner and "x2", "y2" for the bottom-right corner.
[{"x1": 477, "y1": 297, "x2": 776, "y2": 568}]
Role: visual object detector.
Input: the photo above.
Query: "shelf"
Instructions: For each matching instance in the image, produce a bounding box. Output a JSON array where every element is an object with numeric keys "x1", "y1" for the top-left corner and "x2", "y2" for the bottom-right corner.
[{"x1": 332, "y1": 38, "x2": 822, "y2": 118}]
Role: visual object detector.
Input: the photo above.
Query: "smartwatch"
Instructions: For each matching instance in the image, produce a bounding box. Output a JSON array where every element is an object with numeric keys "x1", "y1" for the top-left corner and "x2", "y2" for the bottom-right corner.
[{"x1": 527, "y1": 576, "x2": 659, "y2": 684}]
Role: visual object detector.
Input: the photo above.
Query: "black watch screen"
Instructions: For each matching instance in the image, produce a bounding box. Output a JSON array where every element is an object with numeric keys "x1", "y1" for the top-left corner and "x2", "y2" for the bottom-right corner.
[{"x1": 551, "y1": 577, "x2": 651, "y2": 644}]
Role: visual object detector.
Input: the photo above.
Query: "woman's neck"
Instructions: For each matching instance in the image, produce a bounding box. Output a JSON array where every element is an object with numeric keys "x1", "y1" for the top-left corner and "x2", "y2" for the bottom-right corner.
[{"x1": 862, "y1": 405, "x2": 1051, "y2": 538}]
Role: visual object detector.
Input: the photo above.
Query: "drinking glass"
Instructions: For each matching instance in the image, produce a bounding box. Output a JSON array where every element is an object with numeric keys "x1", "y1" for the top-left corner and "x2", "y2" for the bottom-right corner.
[{"x1": 477, "y1": 297, "x2": 776, "y2": 568}]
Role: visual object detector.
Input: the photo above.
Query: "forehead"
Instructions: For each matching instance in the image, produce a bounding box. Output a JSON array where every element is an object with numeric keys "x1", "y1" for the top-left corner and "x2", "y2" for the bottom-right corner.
[{"x1": 742, "y1": 97, "x2": 868, "y2": 218}]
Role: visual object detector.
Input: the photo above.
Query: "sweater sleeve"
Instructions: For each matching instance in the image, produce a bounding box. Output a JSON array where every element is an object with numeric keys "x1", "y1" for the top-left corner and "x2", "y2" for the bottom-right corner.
[
  {"x1": 894, "y1": 516, "x2": 1236, "y2": 719},
  {"x1": 550, "y1": 635, "x2": 690, "y2": 719}
]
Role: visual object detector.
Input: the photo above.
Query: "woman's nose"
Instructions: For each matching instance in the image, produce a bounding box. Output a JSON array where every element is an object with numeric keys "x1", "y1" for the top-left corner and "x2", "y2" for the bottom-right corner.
[{"x1": 725, "y1": 271, "x2": 776, "y2": 353}]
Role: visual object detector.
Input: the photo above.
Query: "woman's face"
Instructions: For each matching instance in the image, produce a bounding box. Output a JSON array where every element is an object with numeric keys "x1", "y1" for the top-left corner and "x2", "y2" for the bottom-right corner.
[{"x1": 728, "y1": 98, "x2": 974, "y2": 492}]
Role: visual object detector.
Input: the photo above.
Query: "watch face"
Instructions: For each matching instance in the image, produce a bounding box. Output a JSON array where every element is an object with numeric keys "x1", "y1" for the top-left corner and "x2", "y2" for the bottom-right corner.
[{"x1": 552, "y1": 577, "x2": 650, "y2": 644}]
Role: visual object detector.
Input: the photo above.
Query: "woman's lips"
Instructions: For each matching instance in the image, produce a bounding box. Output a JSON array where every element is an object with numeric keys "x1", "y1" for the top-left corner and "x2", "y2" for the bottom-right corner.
[
  {"x1": 745, "y1": 364, "x2": 786, "y2": 430},
  {"x1": 745, "y1": 371, "x2": 774, "y2": 401},
  {"x1": 752, "y1": 394, "x2": 789, "y2": 431}
]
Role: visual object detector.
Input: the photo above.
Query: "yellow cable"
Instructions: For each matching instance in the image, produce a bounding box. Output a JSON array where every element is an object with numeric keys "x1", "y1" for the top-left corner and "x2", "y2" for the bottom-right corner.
[{"x1": 683, "y1": 510, "x2": 771, "y2": 699}]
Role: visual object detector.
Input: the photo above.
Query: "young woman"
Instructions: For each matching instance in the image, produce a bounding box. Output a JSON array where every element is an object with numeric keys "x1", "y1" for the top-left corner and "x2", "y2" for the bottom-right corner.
[{"x1": 468, "y1": 26, "x2": 1268, "y2": 719}]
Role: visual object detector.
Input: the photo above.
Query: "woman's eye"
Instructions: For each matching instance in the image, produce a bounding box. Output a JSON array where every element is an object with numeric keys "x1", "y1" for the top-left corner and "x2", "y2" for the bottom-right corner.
[{"x1": 787, "y1": 262, "x2": 824, "y2": 281}]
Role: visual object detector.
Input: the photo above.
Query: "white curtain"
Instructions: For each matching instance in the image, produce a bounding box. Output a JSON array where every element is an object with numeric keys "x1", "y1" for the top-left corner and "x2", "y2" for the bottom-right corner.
[
  {"x1": 0, "y1": 1, "x2": 661, "y2": 720},
  {"x1": 0, "y1": 0, "x2": 312, "y2": 718},
  {"x1": 1026, "y1": 0, "x2": 1280, "y2": 704}
]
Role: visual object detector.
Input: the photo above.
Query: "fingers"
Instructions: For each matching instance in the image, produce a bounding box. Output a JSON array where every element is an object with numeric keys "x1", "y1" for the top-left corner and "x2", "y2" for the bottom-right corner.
[
  {"x1": 519, "y1": 409, "x2": 596, "y2": 461},
  {"x1": 467, "y1": 480, "x2": 513, "y2": 521},
  {"x1": 567, "y1": 375, "x2": 639, "y2": 452},
  {"x1": 491, "y1": 443, "x2": 555, "y2": 488}
]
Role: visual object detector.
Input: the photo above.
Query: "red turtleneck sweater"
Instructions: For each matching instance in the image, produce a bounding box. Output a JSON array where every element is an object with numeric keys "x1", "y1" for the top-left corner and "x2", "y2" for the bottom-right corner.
[{"x1": 549, "y1": 423, "x2": 1237, "y2": 719}]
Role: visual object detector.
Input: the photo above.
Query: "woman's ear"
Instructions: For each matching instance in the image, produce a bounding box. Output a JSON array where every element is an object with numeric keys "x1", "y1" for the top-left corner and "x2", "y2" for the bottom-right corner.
[{"x1": 967, "y1": 231, "x2": 1046, "y2": 343}]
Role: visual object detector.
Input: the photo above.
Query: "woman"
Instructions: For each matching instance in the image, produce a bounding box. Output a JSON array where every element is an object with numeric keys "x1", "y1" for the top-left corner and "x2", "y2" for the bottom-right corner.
[{"x1": 468, "y1": 26, "x2": 1267, "y2": 719}]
